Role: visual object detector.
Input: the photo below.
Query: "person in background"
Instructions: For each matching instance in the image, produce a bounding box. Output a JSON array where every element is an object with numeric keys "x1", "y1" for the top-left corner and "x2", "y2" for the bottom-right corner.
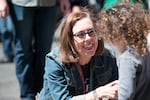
[
  {"x1": 70, "y1": 0, "x2": 104, "y2": 12},
  {"x1": 103, "y1": 0, "x2": 148, "y2": 11},
  {"x1": 98, "y1": 3, "x2": 150, "y2": 100},
  {"x1": 0, "y1": 0, "x2": 70, "y2": 100},
  {"x1": 0, "y1": 15, "x2": 15, "y2": 63},
  {"x1": 39, "y1": 7, "x2": 118, "y2": 100}
]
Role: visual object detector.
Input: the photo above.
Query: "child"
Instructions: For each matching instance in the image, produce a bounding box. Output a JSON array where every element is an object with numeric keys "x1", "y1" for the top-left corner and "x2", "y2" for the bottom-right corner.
[{"x1": 98, "y1": 3, "x2": 150, "y2": 100}]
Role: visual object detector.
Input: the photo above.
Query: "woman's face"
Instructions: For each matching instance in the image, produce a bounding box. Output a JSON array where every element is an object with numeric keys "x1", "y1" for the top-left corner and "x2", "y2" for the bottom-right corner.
[{"x1": 72, "y1": 17, "x2": 98, "y2": 59}]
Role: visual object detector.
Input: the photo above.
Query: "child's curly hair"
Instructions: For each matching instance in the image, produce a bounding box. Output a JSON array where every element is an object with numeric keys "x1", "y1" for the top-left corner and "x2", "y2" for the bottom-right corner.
[{"x1": 97, "y1": 3, "x2": 150, "y2": 57}]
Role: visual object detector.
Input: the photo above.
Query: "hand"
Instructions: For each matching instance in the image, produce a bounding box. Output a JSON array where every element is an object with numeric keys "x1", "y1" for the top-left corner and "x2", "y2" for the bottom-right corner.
[
  {"x1": 0, "y1": 0, "x2": 9, "y2": 18},
  {"x1": 59, "y1": 0, "x2": 71, "y2": 15},
  {"x1": 96, "y1": 80, "x2": 118, "y2": 99}
]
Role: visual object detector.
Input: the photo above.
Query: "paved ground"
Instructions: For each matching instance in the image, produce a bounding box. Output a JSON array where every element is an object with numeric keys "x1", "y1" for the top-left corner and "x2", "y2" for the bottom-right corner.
[{"x1": 0, "y1": 44, "x2": 20, "y2": 100}]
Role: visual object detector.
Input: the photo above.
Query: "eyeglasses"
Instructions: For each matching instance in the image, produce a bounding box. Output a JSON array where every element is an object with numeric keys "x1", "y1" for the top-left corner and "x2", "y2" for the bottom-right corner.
[{"x1": 73, "y1": 28, "x2": 97, "y2": 40}]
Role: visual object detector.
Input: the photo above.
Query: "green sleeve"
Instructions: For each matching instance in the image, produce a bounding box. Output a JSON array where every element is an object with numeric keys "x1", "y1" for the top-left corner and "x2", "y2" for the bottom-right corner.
[
  {"x1": 103, "y1": 0, "x2": 148, "y2": 10},
  {"x1": 103, "y1": 0, "x2": 119, "y2": 10}
]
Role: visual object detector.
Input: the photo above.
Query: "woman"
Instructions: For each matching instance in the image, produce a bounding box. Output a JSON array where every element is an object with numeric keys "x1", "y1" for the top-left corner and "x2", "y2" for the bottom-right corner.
[
  {"x1": 98, "y1": 3, "x2": 150, "y2": 100},
  {"x1": 39, "y1": 7, "x2": 118, "y2": 100}
]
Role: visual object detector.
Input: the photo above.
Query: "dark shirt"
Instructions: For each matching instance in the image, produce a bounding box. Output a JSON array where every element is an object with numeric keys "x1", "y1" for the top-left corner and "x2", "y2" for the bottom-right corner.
[{"x1": 133, "y1": 52, "x2": 150, "y2": 100}]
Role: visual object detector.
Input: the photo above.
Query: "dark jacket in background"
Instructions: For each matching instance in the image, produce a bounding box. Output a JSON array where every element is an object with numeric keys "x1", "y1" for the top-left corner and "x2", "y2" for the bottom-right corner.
[{"x1": 133, "y1": 52, "x2": 150, "y2": 100}]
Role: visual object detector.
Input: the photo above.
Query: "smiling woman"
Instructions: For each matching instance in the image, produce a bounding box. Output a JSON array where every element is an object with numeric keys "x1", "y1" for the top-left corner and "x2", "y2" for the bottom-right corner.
[
  {"x1": 72, "y1": 17, "x2": 98, "y2": 65},
  {"x1": 39, "y1": 7, "x2": 119, "y2": 100}
]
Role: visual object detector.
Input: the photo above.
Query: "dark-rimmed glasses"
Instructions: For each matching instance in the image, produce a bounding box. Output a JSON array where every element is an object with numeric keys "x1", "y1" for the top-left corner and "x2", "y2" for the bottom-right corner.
[{"x1": 73, "y1": 28, "x2": 97, "y2": 40}]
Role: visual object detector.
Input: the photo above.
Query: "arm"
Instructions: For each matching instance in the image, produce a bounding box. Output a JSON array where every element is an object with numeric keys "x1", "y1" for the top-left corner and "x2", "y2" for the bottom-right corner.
[
  {"x1": 72, "y1": 80, "x2": 118, "y2": 100},
  {"x1": 92, "y1": 80, "x2": 118, "y2": 100},
  {"x1": 45, "y1": 57, "x2": 71, "y2": 100},
  {"x1": 0, "y1": 0, "x2": 9, "y2": 18},
  {"x1": 118, "y1": 58, "x2": 137, "y2": 100}
]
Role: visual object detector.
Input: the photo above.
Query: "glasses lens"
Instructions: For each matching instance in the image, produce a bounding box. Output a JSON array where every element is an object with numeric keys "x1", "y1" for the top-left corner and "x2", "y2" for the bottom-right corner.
[
  {"x1": 74, "y1": 28, "x2": 97, "y2": 40},
  {"x1": 76, "y1": 32, "x2": 85, "y2": 39},
  {"x1": 87, "y1": 29, "x2": 96, "y2": 37}
]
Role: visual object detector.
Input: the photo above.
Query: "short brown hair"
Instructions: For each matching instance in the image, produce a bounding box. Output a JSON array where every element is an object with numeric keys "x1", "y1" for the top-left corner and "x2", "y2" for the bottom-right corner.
[
  {"x1": 98, "y1": 3, "x2": 150, "y2": 56},
  {"x1": 59, "y1": 7, "x2": 104, "y2": 63}
]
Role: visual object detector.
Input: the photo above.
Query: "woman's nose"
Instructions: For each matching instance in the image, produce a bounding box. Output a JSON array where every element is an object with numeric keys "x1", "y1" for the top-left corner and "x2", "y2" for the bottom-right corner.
[{"x1": 84, "y1": 33, "x2": 91, "y2": 40}]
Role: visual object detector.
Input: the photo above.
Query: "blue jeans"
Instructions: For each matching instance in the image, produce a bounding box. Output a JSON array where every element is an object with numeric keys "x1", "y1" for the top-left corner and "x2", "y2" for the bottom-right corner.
[
  {"x1": 0, "y1": 15, "x2": 14, "y2": 61},
  {"x1": 11, "y1": 4, "x2": 57, "y2": 100}
]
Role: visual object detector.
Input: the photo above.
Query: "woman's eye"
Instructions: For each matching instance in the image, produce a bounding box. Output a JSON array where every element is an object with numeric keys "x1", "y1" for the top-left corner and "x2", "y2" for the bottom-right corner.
[{"x1": 77, "y1": 32, "x2": 85, "y2": 38}]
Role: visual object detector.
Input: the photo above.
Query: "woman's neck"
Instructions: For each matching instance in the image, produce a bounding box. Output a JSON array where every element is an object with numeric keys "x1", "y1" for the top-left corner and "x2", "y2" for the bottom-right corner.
[{"x1": 78, "y1": 56, "x2": 91, "y2": 66}]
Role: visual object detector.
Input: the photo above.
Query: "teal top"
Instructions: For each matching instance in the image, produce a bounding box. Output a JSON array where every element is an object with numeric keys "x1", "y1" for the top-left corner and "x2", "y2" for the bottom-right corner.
[
  {"x1": 103, "y1": 0, "x2": 148, "y2": 10},
  {"x1": 103, "y1": 0, "x2": 119, "y2": 10}
]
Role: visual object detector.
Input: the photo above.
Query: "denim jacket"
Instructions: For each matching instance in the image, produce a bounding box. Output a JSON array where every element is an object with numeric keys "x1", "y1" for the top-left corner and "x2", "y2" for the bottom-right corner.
[{"x1": 39, "y1": 47, "x2": 118, "y2": 100}]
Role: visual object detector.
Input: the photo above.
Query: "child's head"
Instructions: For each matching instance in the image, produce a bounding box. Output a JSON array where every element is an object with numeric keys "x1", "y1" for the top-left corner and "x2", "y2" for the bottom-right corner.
[{"x1": 98, "y1": 3, "x2": 150, "y2": 56}]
